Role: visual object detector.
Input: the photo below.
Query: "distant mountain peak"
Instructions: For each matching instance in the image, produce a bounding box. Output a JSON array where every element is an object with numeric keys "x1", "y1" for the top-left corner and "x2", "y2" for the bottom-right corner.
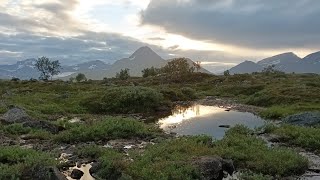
[
  {"x1": 303, "y1": 51, "x2": 320, "y2": 63},
  {"x1": 265, "y1": 52, "x2": 300, "y2": 59},
  {"x1": 273, "y1": 52, "x2": 299, "y2": 58},
  {"x1": 129, "y1": 46, "x2": 161, "y2": 60},
  {"x1": 257, "y1": 52, "x2": 301, "y2": 68},
  {"x1": 242, "y1": 60, "x2": 257, "y2": 64},
  {"x1": 229, "y1": 51, "x2": 320, "y2": 74},
  {"x1": 17, "y1": 58, "x2": 36, "y2": 65},
  {"x1": 229, "y1": 60, "x2": 263, "y2": 74},
  {"x1": 281, "y1": 52, "x2": 295, "y2": 55}
]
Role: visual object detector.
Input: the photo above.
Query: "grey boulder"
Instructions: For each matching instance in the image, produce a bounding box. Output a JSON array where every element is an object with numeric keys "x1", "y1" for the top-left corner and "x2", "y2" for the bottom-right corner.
[
  {"x1": 0, "y1": 107, "x2": 32, "y2": 124},
  {"x1": 284, "y1": 112, "x2": 320, "y2": 126},
  {"x1": 192, "y1": 156, "x2": 234, "y2": 180}
]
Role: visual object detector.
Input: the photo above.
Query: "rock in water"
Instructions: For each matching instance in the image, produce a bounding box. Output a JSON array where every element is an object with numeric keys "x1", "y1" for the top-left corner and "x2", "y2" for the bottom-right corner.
[
  {"x1": 70, "y1": 169, "x2": 84, "y2": 180},
  {"x1": 219, "y1": 125, "x2": 231, "y2": 128},
  {"x1": 89, "y1": 162, "x2": 101, "y2": 176},
  {"x1": 192, "y1": 156, "x2": 234, "y2": 180},
  {"x1": 284, "y1": 112, "x2": 320, "y2": 126},
  {"x1": 0, "y1": 107, "x2": 32, "y2": 124},
  {"x1": 51, "y1": 166, "x2": 68, "y2": 180}
]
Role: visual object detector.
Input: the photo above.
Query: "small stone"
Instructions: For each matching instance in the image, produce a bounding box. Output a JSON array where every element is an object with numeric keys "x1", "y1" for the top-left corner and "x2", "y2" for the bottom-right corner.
[
  {"x1": 124, "y1": 145, "x2": 134, "y2": 149},
  {"x1": 20, "y1": 134, "x2": 34, "y2": 140},
  {"x1": 219, "y1": 125, "x2": 231, "y2": 128},
  {"x1": 76, "y1": 163, "x2": 82, "y2": 168},
  {"x1": 192, "y1": 156, "x2": 234, "y2": 180},
  {"x1": 70, "y1": 169, "x2": 84, "y2": 179},
  {"x1": 103, "y1": 143, "x2": 113, "y2": 148},
  {"x1": 89, "y1": 162, "x2": 101, "y2": 176},
  {"x1": 21, "y1": 144, "x2": 33, "y2": 149}
]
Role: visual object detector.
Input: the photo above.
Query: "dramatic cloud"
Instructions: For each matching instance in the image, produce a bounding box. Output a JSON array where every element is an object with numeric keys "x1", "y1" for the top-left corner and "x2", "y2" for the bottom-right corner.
[
  {"x1": 141, "y1": 0, "x2": 320, "y2": 50},
  {"x1": 0, "y1": 32, "x2": 149, "y2": 65},
  {"x1": 0, "y1": 0, "x2": 150, "y2": 64},
  {"x1": 1, "y1": 0, "x2": 319, "y2": 71}
]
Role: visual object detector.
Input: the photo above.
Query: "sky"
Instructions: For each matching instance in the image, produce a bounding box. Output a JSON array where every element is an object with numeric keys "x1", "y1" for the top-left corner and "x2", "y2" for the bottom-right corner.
[{"x1": 0, "y1": 0, "x2": 319, "y2": 72}]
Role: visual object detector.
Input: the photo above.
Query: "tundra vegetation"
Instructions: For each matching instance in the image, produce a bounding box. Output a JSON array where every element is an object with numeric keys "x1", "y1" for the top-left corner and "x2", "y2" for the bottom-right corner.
[
  {"x1": 75, "y1": 73, "x2": 87, "y2": 82},
  {"x1": 0, "y1": 59, "x2": 320, "y2": 179}
]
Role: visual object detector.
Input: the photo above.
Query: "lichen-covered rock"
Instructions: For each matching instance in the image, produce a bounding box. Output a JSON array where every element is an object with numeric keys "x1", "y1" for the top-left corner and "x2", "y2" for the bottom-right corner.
[
  {"x1": 284, "y1": 112, "x2": 320, "y2": 126},
  {"x1": 0, "y1": 107, "x2": 32, "y2": 124}
]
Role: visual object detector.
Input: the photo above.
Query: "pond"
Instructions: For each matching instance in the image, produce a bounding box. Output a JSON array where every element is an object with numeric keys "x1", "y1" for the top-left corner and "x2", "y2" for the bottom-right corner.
[{"x1": 158, "y1": 104, "x2": 265, "y2": 139}]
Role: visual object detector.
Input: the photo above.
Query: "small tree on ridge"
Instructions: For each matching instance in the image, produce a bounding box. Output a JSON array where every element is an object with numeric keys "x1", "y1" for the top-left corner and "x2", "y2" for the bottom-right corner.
[
  {"x1": 76, "y1": 73, "x2": 87, "y2": 82},
  {"x1": 34, "y1": 56, "x2": 61, "y2": 80}
]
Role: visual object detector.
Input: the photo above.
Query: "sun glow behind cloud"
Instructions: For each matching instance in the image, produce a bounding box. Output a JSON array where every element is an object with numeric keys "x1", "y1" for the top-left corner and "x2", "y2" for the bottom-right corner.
[
  {"x1": 0, "y1": 0, "x2": 318, "y2": 66},
  {"x1": 72, "y1": 0, "x2": 224, "y2": 52},
  {"x1": 74, "y1": 0, "x2": 316, "y2": 57}
]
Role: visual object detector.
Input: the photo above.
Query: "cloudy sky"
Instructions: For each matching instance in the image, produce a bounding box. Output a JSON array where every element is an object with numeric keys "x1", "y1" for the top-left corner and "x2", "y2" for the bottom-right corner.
[{"x1": 0, "y1": 0, "x2": 319, "y2": 71}]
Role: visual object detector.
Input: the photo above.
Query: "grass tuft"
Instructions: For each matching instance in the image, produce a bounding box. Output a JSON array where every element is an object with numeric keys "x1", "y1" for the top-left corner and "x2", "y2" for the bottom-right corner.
[{"x1": 54, "y1": 117, "x2": 161, "y2": 143}]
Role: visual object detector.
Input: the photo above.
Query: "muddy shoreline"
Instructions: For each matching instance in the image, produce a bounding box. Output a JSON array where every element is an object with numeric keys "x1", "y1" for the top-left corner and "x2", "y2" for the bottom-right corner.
[{"x1": 197, "y1": 96, "x2": 265, "y2": 115}]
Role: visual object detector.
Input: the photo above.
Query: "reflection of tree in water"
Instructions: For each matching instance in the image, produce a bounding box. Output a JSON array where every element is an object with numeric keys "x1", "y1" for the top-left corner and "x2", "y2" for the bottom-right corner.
[{"x1": 172, "y1": 104, "x2": 200, "y2": 117}]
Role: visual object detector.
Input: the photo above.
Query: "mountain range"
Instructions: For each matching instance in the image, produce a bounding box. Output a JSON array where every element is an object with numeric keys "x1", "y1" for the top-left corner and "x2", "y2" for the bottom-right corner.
[
  {"x1": 2, "y1": 47, "x2": 319, "y2": 80},
  {"x1": 0, "y1": 46, "x2": 210, "y2": 80},
  {"x1": 229, "y1": 51, "x2": 320, "y2": 74}
]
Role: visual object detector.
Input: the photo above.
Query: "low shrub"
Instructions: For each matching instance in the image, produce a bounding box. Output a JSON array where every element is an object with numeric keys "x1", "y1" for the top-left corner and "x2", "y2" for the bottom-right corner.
[
  {"x1": 128, "y1": 136, "x2": 209, "y2": 180},
  {"x1": 219, "y1": 85, "x2": 265, "y2": 96},
  {"x1": 1, "y1": 123, "x2": 31, "y2": 135},
  {"x1": 269, "y1": 125, "x2": 320, "y2": 152},
  {"x1": 75, "y1": 145, "x2": 106, "y2": 159},
  {"x1": 54, "y1": 117, "x2": 160, "y2": 143},
  {"x1": 67, "y1": 126, "x2": 308, "y2": 179},
  {"x1": 0, "y1": 106, "x2": 7, "y2": 114},
  {"x1": 181, "y1": 87, "x2": 198, "y2": 99},
  {"x1": 245, "y1": 91, "x2": 299, "y2": 107},
  {"x1": 0, "y1": 146, "x2": 55, "y2": 179},
  {"x1": 95, "y1": 149, "x2": 128, "y2": 179},
  {"x1": 0, "y1": 124, "x2": 53, "y2": 139},
  {"x1": 81, "y1": 86, "x2": 164, "y2": 114},
  {"x1": 75, "y1": 145, "x2": 128, "y2": 179},
  {"x1": 261, "y1": 104, "x2": 320, "y2": 119},
  {"x1": 260, "y1": 106, "x2": 296, "y2": 119},
  {"x1": 128, "y1": 126, "x2": 307, "y2": 179},
  {"x1": 159, "y1": 87, "x2": 185, "y2": 101},
  {"x1": 213, "y1": 125, "x2": 308, "y2": 177},
  {"x1": 240, "y1": 171, "x2": 273, "y2": 180}
]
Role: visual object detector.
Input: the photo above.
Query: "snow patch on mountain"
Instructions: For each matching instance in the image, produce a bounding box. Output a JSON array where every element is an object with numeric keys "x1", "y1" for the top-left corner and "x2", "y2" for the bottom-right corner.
[
  {"x1": 89, "y1": 65, "x2": 97, "y2": 70},
  {"x1": 54, "y1": 72, "x2": 75, "y2": 78}
]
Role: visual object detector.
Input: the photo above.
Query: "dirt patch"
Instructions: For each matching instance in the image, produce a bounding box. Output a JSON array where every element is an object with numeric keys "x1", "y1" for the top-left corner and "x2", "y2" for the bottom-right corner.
[{"x1": 197, "y1": 96, "x2": 264, "y2": 115}]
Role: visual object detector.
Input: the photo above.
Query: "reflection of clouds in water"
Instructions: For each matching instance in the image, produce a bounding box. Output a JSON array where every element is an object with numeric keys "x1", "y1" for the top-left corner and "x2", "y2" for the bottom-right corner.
[
  {"x1": 159, "y1": 105, "x2": 265, "y2": 139},
  {"x1": 159, "y1": 105, "x2": 225, "y2": 129}
]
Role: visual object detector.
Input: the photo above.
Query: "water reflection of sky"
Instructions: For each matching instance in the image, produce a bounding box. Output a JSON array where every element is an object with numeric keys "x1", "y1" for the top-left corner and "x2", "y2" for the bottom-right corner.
[
  {"x1": 159, "y1": 105, "x2": 226, "y2": 128},
  {"x1": 158, "y1": 105, "x2": 265, "y2": 139}
]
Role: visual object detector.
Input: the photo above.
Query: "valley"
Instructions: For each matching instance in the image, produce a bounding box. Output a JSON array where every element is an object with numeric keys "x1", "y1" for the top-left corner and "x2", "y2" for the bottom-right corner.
[{"x1": 1, "y1": 72, "x2": 320, "y2": 179}]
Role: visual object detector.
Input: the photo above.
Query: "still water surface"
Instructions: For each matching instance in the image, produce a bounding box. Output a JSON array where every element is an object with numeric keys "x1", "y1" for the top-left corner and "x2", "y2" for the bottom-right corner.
[{"x1": 158, "y1": 104, "x2": 265, "y2": 139}]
